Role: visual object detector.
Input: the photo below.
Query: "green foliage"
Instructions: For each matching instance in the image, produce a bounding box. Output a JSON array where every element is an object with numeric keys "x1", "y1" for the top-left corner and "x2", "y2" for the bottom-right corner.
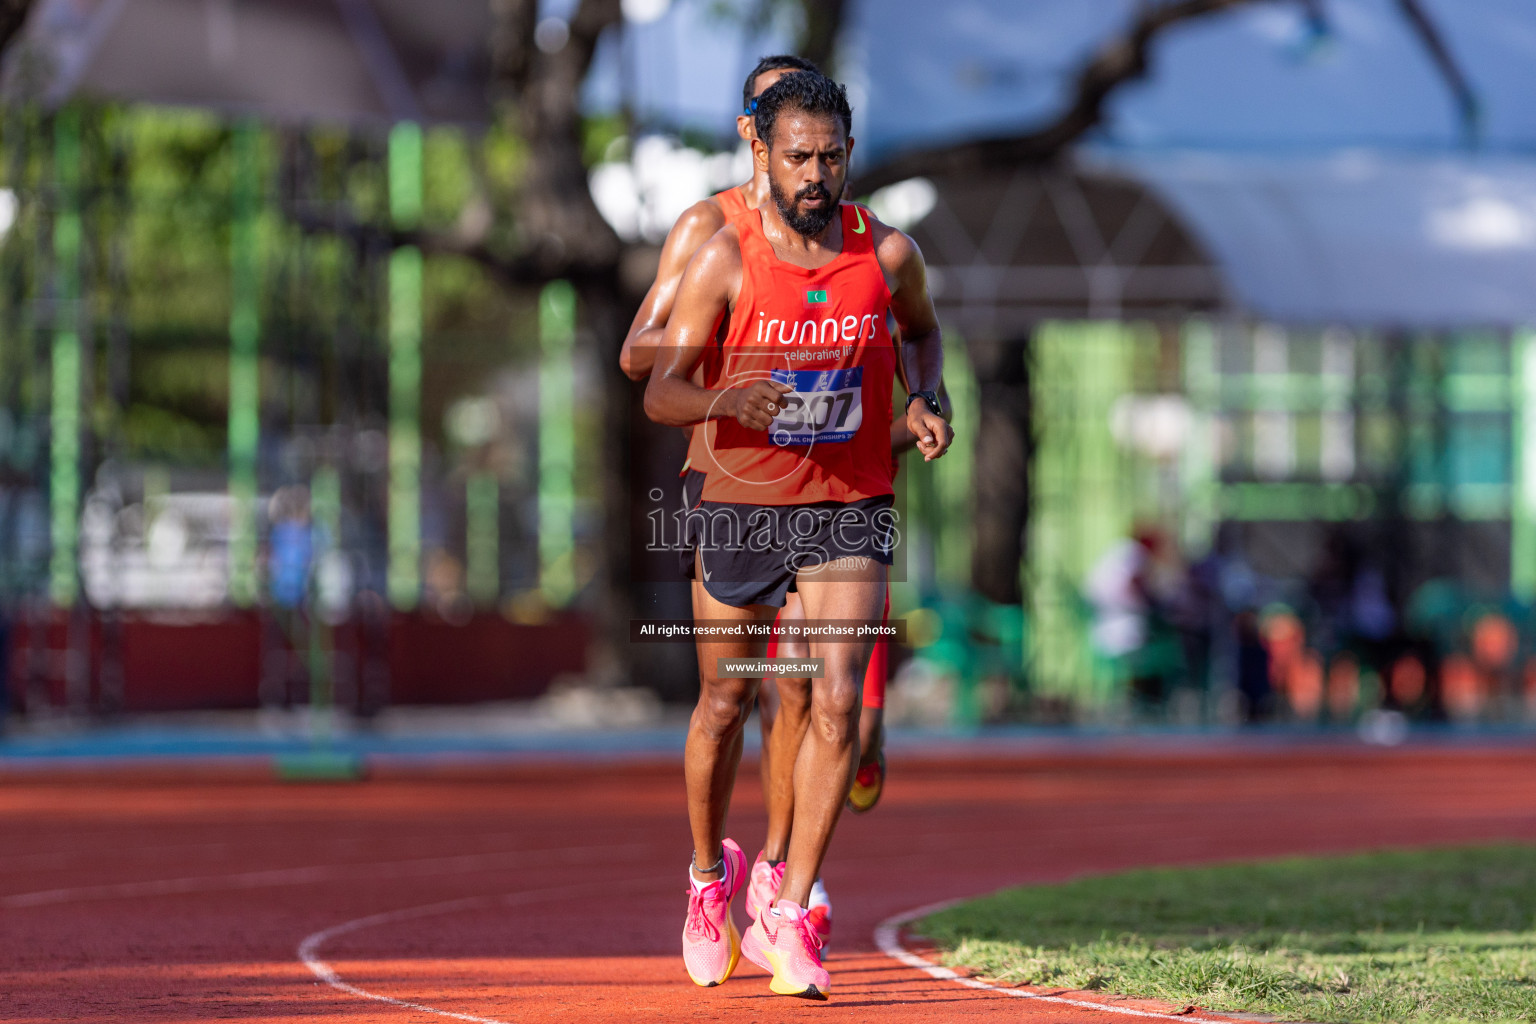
[
  {"x1": 583, "y1": 113, "x2": 629, "y2": 167},
  {"x1": 121, "y1": 107, "x2": 240, "y2": 337},
  {"x1": 1, "y1": 102, "x2": 540, "y2": 464},
  {"x1": 123, "y1": 404, "x2": 221, "y2": 461},
  {"x1": 920, "y1": 846, "x2": 1536, "y2": 1024},
  {"x1": 422, "y1": 126, "x2": 476, "y2": 230},
  {"x1": 702, "y1": 0, "x2": 803, "y2": 41},
  {"x1": 480, "y1": 119, "x2": 528, "y2": 219}
]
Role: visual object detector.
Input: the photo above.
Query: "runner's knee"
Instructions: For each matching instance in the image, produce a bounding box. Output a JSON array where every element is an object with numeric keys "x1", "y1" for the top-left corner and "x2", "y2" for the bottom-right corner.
[
  {"x1": 774, "y1": 676, "x2": 813, "y2": 716},
  {"x1": 776, "y1": 636, "x2": 809, "y2": 660},
  {"x1": 810, "y1": 678, "x2": 861, "y2": 744},
  {"x1": 694, "y1": 680, "x2": 755, "y2": 739}
]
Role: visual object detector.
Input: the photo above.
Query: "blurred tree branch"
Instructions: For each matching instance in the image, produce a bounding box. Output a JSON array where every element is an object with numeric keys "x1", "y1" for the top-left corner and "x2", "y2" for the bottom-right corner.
[
  {"x1": 855, "y1": 0, "x2": 1479, "y2": 193},
  {"x1": 0, "y1": 0, "x2": 32, "y2": 58},
  {"x1": 854, "y1": 0, "x2": 1259, "y2": 195},
  {"x1": 712, "y1": 0, "x2": 846, "y2": 74},
  {"x1": 797, "y1": 0, "x2": 848, "y2": 73},
  {"x1": 287, "y1": 0, "x2": 625, "y2": 291},
  {"x1": 493, "y1": 0, "x2": 625, "y2": 281},
  {"x1": 1394, "y1": 0, "x2": 1479, "y2": 147}
]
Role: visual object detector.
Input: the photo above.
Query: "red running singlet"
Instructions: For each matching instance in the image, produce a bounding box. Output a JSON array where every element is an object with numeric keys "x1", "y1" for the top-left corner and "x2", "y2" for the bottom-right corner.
[
  {"x1": 699, "y1": 202, "x2": 896, "y2": 505},
  {"x1": 714, "y1": 184, "x2": 750, "y2": 220},
  {"x1": 682, "y1": 185, "x2": 753, "y2": 483}
]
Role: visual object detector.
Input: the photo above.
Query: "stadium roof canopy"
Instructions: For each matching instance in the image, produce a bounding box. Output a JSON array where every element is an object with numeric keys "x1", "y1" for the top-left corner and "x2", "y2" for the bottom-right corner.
[{"x1": 13, "y1": 0, "x2": 494, "y2": 125}]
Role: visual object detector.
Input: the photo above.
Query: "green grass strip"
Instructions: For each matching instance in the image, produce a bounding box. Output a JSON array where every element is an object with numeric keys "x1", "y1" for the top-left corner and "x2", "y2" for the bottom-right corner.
[{"x1": 917, "y1": 845, "x2": 1536, "y2": 1024}]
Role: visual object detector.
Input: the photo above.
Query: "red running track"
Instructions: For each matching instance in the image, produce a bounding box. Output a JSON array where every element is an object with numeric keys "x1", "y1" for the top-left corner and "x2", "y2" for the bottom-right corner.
[{"x1": 5, "y1": 746, "x2": 1536, "y2": 1023}]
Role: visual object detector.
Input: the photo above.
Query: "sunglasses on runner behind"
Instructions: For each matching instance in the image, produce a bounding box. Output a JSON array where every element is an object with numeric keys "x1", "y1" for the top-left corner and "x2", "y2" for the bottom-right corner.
[{"x1": 743, "y1": 97, "x2": 759, "y2": 116}]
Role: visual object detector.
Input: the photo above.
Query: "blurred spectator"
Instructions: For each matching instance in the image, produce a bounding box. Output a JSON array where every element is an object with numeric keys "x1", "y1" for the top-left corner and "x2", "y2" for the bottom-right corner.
[
  {"x1": 1175, "y1": 522, "x2": 1256, "y2": 708},
  {"x1": 1308, "y1": 527, "x2": 1397, "y2": 718},
  {"x1": 1263, "y1": 610, "x2": 1320, "y2": 718},
  {"x1": 1086, "y1": 536, "x2": 1150, "y2": 662},
  {"x1": 1173, "y1": 542, "x2": 1219, "y2": 695},
  {"x1": 1087, "y1": 527, "x2": 1184, "y2": 710},
  {"x1": 425, "y1": 547, "x2": 472, "y2": 624},
  {"x1": 262, "y1": 486, "x2": 314, "y2": 709},
  {"x1": 1234, "y1": 610, "x2": 1273, "y2": 721},
  {"x1": 1471, "y1": 613, "x2": 1519, "y2": 717},
  {"x1": 268, "y1": 486, "x2": 314, "y2": 611},
  {"x1": 1308, "y1": 528, "x2": 1357, "y2": 657}
]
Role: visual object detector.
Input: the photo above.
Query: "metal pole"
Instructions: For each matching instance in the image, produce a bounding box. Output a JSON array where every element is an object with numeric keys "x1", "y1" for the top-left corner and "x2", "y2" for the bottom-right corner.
[
  {"x1": 309, "y1": 464, "x2": 340, "y2": 726},
  {"x1": 538, "y1": 280, "x2": 576, "y2": 606},
  {"x1": 386, "y1": 122, "x2": 422, "y2": 610},
  {"x1": 228, "y1": 121, "x2": 261, "y2": 607},
  {"x1": 48, "y1": 110, "x2": 81, "y2": 609},
  {"x1": 1513, "y1": 329, "x2": 1536, "y2": 601},
  {"x1": 466, "y1": 471, "x2": 499, "y2": 607}
]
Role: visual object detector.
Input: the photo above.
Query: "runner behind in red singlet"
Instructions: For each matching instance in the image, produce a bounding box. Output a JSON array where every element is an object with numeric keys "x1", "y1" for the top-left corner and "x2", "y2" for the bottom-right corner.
[
  {"x1": 618, "y1": 54, "x2": 821, "y2": 385},
  {"x1": 846, "y1": 379, "x2": 953, "y2": 815}
]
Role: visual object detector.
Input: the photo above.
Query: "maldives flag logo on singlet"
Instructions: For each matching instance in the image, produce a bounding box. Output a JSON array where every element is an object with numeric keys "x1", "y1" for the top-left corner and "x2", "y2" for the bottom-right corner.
[{"x1": 806, "y1": 289, "x2": 828, "y2": 305}]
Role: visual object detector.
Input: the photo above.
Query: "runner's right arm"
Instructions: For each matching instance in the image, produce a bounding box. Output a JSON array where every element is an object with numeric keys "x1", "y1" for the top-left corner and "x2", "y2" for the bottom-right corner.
[
  {"x1": 644, "y1": 230, "x2": 790, "y2": 429},
  {"x1": 619, "y1": 200, "x2": 726, "y2": 381}
]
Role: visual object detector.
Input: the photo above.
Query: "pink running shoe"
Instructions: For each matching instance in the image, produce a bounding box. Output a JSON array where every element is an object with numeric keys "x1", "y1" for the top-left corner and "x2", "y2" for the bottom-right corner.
[
  {"x1": 681, "y1": 838, "x2": 747, "y2": 987},
  {"x1": 741, "y1": 899, "x2": 831, "y2": 1000},
  {"x1": 744, "y1": 851, "x2": 785, "y2": 923}
]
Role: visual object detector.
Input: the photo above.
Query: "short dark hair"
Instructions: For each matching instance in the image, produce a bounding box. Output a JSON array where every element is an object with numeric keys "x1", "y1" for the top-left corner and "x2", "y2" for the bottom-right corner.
[
  {"x1": 752, "y1": 71, "x2": 853, "y2": 150},
  {"x1": 741, "y1": 54, "x2": 821, "y2": 112}
]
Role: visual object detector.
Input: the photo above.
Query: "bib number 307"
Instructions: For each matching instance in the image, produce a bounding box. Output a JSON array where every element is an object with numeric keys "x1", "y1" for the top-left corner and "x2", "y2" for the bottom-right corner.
[{"x1": 768, "y1": 366, "x2": 864, "y2": 446}]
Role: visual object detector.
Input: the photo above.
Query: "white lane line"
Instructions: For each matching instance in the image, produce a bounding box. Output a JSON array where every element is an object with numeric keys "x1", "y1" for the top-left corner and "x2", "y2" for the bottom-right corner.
[
  {"x1": 3, "y1": 843, "x2": 654, "y2": 908},
  {"x1": 874, "y1": 898, "x2": 1234, "y2": 1022},
  {"x1": 300, "y1": 893, "x2": 514, "y2": 1024},
  {"x1": 298, "y1": 874, "x2": 674, "y2": 1024}
]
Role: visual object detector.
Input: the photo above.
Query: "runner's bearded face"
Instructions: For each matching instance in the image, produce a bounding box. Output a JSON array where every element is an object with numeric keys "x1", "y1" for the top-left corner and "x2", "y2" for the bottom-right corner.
[{"x1": 763, "y1": 111, "x2": 849, "y2": 238}]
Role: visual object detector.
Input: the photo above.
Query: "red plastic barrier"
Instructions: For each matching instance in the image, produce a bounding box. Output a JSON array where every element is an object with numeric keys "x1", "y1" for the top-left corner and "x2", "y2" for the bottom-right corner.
[{"x1": 4, "y1": 609, "x2": 588, "y2": 712}]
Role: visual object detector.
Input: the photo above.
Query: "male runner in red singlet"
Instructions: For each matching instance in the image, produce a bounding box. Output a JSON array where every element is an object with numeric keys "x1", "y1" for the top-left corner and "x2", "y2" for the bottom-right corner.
[
  {"x1": 616, "y1": 55, "x2": 841, "y2": 967},
  {"x1": 646, "y1": 71, "x2": 951, "y2": 1000}
]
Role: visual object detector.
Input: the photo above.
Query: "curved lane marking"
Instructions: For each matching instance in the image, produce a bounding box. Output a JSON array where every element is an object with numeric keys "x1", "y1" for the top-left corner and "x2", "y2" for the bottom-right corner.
[
  {"x1": 298, "y1": 874, "x2": 673, "y2": 1023},
  {"x1": 874, "y1": 898, "x2": 1235, "y2": 1023}
]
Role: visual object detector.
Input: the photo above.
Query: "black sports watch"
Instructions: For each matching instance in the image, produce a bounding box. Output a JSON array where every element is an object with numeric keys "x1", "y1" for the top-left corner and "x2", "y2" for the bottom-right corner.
[{"x1": 906, "y1": 390, "x2": 942, "y2": 416}]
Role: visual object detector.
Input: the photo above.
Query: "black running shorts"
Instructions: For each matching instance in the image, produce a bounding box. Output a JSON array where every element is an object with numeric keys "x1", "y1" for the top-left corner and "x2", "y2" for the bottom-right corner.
[
  {"x1": 684, "y1": 495, "x2": 895, "y2": 609},
  {"x1": 679, "y1": 468, "x2": 707, "y2": 579}
]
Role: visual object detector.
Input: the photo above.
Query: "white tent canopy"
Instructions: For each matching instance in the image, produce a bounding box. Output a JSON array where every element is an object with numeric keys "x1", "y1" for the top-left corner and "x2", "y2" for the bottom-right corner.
[{"x1": 1089, "y1": 150, "x2": 1536, "y2": 327}]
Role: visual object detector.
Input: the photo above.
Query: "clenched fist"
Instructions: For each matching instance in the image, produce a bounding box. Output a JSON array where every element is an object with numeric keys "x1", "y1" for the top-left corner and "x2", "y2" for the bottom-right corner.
[
  {"x1": 728, "y1": 379, "x2": 795, "y2": 431},
  {"x1": 906, "y1": 403, "x2": 954, "y2": 462}
]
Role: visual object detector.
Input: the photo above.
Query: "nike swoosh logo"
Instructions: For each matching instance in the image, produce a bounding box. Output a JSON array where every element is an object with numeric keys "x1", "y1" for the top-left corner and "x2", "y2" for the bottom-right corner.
[
  {"x1": 702, "y1": 561, "x2": 712, "y2": 581},
  {"x1": 850, "y1": 206, "x2": 867, "y2": 234}
]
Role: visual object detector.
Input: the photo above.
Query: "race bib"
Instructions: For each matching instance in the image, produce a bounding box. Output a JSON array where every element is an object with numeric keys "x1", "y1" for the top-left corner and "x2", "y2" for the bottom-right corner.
[{"x1": 768, "y1": 367, "x2": 864, "y2": 446}]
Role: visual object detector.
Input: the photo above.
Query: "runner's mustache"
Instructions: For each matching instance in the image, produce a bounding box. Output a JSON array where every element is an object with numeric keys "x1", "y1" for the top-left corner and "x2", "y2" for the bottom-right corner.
[{"x1": 795, "y1": 184, "x2": 831, "y2": 202}]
